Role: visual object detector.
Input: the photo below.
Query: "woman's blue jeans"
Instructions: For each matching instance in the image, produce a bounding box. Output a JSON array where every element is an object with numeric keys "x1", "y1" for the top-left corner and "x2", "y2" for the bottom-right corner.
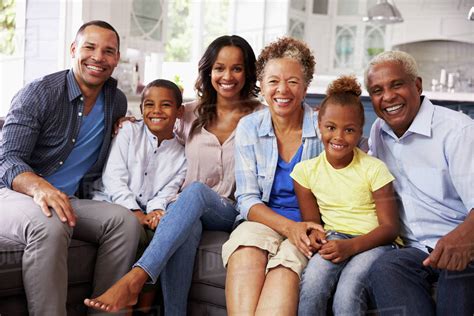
[
  {"x1": 367, "y1": 247, "x2": 474, "y2": 316},
  {"x1": 134, "y1": 182, "x2": 238, "y2": 316},
  {"x1": 298, "y1": 231, "x2": 395, "y2": 316}
]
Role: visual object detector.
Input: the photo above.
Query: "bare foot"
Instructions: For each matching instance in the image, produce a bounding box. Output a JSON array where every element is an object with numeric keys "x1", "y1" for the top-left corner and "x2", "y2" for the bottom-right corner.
[{"x1": 84, "y1": 267, "x2": 149, "y2": 312}]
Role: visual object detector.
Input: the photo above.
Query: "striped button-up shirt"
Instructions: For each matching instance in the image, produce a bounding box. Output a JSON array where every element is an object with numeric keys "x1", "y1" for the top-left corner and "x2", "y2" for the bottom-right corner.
[{"x1": 0, "y1": 69, "x2": 127, "y2": 197}]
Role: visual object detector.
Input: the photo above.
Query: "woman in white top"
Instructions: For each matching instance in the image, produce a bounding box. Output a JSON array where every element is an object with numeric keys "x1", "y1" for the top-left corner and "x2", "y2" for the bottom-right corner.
[{"x1": 85, "y1": 35, "x2": 261, "y2": 315}]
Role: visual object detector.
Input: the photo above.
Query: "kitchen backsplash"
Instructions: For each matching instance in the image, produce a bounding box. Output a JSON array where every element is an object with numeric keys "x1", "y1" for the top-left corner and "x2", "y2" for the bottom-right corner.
[{"x1": 395, "y1": 40, "x2": 474, "y2": 93}]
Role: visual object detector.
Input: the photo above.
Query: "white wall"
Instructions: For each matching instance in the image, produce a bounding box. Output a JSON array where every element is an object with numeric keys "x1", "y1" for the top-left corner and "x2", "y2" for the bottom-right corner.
[
  {"x1": 82, "y1": 0, "x2": 132, "y2": 53},
  {"x1": 23, "y1": 1, "x2": 61, "y2": 84},
  {"x1": 232, "y1": 0, "x2": 289, "y2": 54}
]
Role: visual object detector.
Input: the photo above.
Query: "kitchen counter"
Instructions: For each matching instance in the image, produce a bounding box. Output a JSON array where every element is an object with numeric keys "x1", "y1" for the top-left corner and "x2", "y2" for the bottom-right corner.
[{"x1": 422, "y1": 91, "x2": 474, "y2": 102}]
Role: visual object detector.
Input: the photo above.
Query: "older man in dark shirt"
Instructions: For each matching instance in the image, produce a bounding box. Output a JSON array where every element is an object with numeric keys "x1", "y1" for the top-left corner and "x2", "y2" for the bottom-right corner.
[{"x1": 0, "y1": 20, "x2": 141, "y2": 315}]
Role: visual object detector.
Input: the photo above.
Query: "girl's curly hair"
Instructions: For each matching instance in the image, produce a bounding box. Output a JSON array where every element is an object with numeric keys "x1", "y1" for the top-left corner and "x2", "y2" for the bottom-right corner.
[{"x1": 319, "y1": 75, "x2": 365, "y2": 126}]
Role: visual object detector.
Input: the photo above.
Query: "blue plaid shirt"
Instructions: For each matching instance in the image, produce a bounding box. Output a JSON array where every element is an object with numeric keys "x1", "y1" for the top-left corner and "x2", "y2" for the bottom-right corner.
[
  {"x1": 0, "y1": 69, "x2": 127, "y2": 197},
  {"x1": 234, "y1": 104, "x2": 324, "y2": 219}
]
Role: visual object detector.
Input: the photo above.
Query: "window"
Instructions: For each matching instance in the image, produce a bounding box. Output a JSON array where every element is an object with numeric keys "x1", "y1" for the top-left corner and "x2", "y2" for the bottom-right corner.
[
  {"x1": 291, "y1": 0, "x2": 306, "y2": 12},
  {"x1": 289, "y1": 18, "x2": 305, "y2": 40},
  {"x1": 364, "y1": 25, "x2": 385, "y2": 65},
  {"x1": 334, "y1": 25, "x2": 356, "y2": 68},
  {"x1": 313, "y1": 0, "x2": 328, "y2": 14},
  {"x1": 337, "y1": 0, "x2": 360, "y2": 16},
  {"x1": 0, "y1": 0, "x2": 16, "y2": 55},
  {"x1": 0, "y1": 0, "x2": 25, "y2": 116}
]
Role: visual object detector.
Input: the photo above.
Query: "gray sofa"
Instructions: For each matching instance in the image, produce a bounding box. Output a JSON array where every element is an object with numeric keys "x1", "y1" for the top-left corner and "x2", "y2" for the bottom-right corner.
[
  {"x1": 0, "y1": 232, "x2": 228, "y2": 316},
  {"x1": 0, "y1": 117, "x2": 228, "y2": 315}
]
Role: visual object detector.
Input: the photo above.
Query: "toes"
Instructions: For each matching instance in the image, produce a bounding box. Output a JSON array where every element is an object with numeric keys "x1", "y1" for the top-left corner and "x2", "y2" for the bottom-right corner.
[
  {"x1": 97, "y1": 302, "x2": 109, "y2": 311},
  {"x1": 84, "y1": 298, "x2": 93, "y2": 307},
  {"x1": 84, "y1": 298, "x2": 111, "y2": 311}
]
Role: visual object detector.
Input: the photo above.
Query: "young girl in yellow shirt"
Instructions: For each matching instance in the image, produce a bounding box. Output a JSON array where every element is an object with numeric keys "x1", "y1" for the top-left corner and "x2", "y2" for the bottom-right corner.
[{"x1": 291, "y1": 75, "x2": 400, "y2": 315}]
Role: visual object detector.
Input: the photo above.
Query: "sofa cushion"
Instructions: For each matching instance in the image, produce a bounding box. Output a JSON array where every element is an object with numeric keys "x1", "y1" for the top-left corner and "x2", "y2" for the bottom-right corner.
[
  {"x1": 192, "y1": 231, "x2": 228, "y2": 287},
  {"x1": 0, "y1": 244, "x2": 23, "y2": 296},
  {"x1": 188, "y1": 299, "x2": 227, "y2": 316},
  {"x1": 189, "y1": 231, "x2": 229, "y2": 310},
  {"x1": 67, "y1": 239, "x2": 97, "y2": 285}
]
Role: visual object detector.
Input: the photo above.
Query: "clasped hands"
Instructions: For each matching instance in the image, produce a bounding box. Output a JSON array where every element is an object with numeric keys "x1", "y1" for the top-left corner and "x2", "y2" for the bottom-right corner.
[
  {"x1": 133, "y1": 209, "x2": 165, "y2": 231},
  {"x1": 288, "y1": 222, "x2": 356, "y2": 263}
]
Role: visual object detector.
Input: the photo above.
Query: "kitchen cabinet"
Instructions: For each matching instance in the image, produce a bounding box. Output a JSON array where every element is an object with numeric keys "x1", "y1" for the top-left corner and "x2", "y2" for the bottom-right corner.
[
  {"x1": 288, "y1": 0, "x2": 390, "y2": 75},
  {"x1": 287, "y1": 0, "x2": 473, "y2": 80}
]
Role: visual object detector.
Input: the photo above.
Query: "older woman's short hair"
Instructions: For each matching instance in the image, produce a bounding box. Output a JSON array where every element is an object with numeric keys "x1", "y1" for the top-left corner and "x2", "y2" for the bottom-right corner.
[
  {"x1": 364, "y1": 50, "x2": 419, "y2": 88},
  {"x1": 256, "y1": 37, "x2": 316, "y2": 86}
]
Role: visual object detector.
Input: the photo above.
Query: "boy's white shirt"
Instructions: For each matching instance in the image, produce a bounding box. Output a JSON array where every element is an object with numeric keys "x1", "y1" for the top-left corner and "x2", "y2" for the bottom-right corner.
[{"x1": 92, "y1": 120, "x2": 187, "y2": 213}]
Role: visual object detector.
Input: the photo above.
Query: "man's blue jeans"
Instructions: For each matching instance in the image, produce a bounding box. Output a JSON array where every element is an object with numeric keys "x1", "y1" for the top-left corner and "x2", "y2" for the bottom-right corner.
[
  {"x1": 367, "y1": 247, "x2": 474, "y2": 316},
  {"x1": 134, "y1": 182, "x2": 238, "y2": 316},
  {"x1": 298, "y1": 231, "x2": 395, "y2": 316}
]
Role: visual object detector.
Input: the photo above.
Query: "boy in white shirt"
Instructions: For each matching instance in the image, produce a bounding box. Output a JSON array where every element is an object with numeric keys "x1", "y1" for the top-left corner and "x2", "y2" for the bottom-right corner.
[
  {"x1": 92, "y1": 79, "x2": 186, "y2": 312},
  {"x1": 93, "y1": 79, "x2": 186, "y2": 227}
]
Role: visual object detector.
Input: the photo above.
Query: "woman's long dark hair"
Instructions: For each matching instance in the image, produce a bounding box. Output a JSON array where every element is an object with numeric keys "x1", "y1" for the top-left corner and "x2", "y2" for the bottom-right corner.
[{"x1": 190, "y1": 35, "x2": 259, "y2": 136}]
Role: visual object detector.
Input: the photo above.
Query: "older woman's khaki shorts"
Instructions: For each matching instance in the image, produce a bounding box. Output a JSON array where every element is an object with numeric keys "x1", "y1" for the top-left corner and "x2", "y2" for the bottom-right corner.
[{"x1": 222, "y1": 221, "x2": 308, "y2": 278}]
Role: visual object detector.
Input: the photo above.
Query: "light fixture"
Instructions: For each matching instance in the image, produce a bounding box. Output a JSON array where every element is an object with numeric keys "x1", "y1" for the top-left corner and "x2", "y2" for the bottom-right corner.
[
  {"x1": 363, "y1": 0, "x2": 404, "y2": 24},
  {"x1": 468, "y1": 6, "x2": 474, "y2": 20}
]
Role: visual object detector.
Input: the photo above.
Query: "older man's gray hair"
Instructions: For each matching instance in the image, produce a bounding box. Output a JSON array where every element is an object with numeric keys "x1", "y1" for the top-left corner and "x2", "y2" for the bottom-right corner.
[{"x1": 364, "y1": 50, "x2": 420, "y2": 89}]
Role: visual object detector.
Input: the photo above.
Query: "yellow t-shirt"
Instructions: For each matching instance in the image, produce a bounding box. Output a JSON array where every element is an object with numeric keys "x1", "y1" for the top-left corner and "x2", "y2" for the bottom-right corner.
[{"x1": 291, "y1": 148, "x2": 395, "y2": 236}]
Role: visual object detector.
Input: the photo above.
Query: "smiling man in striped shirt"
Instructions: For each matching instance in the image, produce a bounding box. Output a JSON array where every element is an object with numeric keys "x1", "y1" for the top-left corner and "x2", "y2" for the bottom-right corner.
[{"x1": 0, "y1": 20, "x2": 141, "y2": 316}]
